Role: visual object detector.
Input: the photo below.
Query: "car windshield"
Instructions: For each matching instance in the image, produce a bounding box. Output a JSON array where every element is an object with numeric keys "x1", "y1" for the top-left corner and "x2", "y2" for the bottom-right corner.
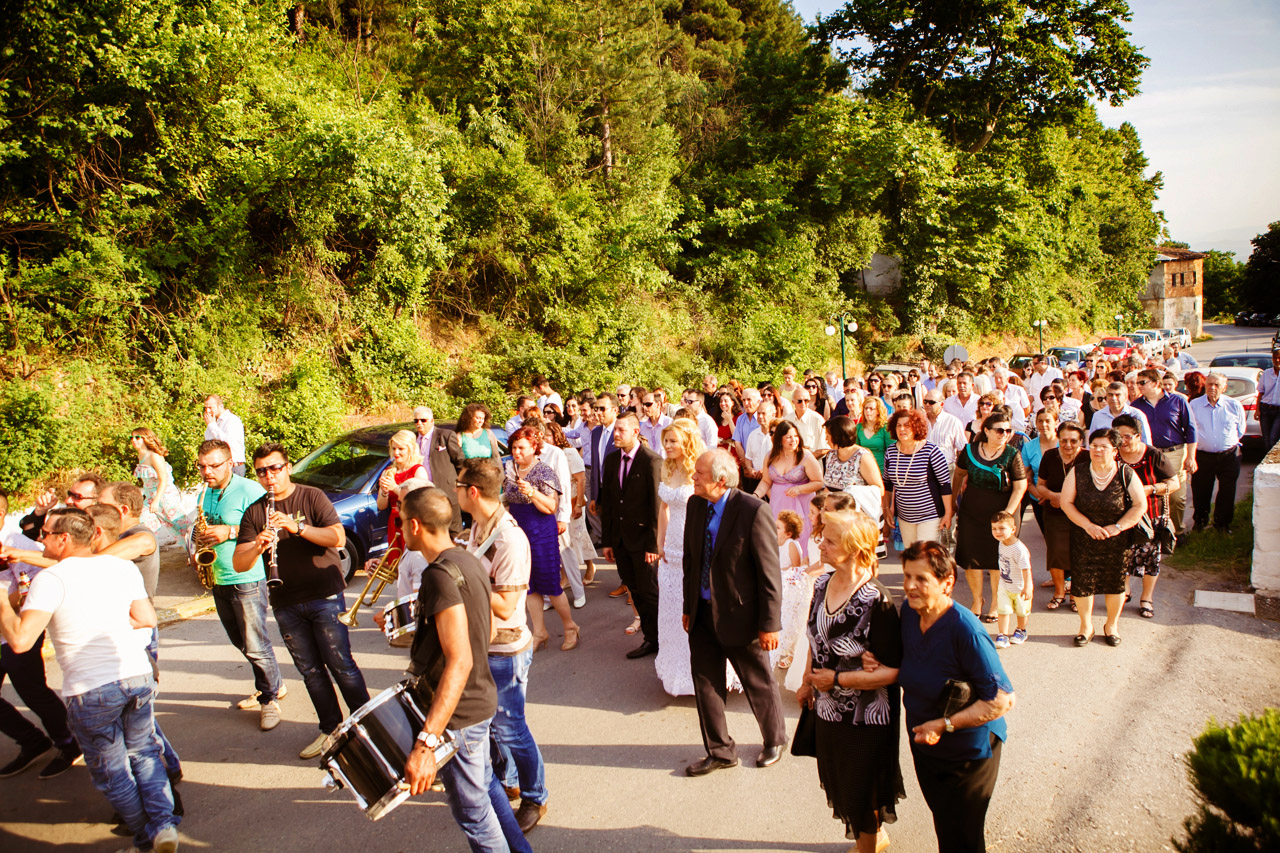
[
  {"x1": 1209, "y1": 354, "x2": 1271, "y2": 369},
  {"x1": 1101, "y1": 338, "x2": 1127, "y2": 347},
  {"x1": 292, "y1": 439, "x2": 389, "y2": 492}
]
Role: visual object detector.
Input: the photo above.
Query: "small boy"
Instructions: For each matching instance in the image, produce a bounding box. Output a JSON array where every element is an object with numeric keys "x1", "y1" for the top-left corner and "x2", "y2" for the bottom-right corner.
[{"x1": 990, "y1": 510, "x2": 1032, "y2": 649}]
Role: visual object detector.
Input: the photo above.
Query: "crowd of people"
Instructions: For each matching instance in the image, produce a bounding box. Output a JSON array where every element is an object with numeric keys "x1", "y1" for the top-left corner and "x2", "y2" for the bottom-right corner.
[{"x1": 0, "y1": 342, "x2": 1268, "y2": 853}]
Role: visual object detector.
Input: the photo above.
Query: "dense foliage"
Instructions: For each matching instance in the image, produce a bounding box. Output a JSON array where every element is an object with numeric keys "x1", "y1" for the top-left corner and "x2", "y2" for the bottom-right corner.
[
  {"x1": 1175, "y1": 709, "x2": 1280, "y2": 852},
  {"x1": 0, "y1": 0, "x2": 1161, "y2": 494}
]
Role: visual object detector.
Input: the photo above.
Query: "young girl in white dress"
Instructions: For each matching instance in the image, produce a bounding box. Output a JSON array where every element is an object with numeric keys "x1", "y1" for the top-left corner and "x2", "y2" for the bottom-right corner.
[{"x1": 773, "y1": 510, "x2": 807, "y2": 669}]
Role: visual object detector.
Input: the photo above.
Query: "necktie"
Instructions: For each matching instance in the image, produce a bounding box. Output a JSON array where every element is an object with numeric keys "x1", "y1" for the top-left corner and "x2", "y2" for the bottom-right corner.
[
  {"x1": 620, "y1": 453, "x2": 631, "y2": 488},
  {"x1": 702, "y1": 503, "x2": 716, "y2": 596}
]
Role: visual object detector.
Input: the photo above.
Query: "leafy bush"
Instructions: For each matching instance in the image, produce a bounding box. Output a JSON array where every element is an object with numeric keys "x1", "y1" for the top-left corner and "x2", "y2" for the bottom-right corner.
[
  {"x1": 247, "y1": 358, "x2": 348, "y2": 462},
  {"x1": 1175, "y1": 709, "x2": 1280, "y2": 852},
  {"x1": 343, "y1": 312, "x2": 451, "y2": 409},
  {"x1": 0, "y1": 383, "x2": 65, "y2": 496},
  {"x1": 919, "y1": 334, "x2": 950, "y2": 362}
]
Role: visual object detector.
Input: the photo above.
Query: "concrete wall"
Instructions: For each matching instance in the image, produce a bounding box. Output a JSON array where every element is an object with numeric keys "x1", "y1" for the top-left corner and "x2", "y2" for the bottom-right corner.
[
  {"x1": 1143, "y1": 257, "x2": 1205, "y2": 337},
  {"x1": 1252, "y1": 441, "x2": 1280, "y2": 595}
]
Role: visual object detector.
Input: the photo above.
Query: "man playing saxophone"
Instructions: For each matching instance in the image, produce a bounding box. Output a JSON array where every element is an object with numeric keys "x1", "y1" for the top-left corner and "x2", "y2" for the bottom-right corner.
[
  {"x1": 195, "y1": 439, "x2": 286, "y2": 732},
  {"x1": 233, "y1": 442, "x2": 370, "y2": 761}
]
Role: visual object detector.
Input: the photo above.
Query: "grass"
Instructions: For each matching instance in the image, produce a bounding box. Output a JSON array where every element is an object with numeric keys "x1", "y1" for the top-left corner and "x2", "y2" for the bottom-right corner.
[
  {"x1": 1193, "y1": 333, "x2": 1214, "y2": 342},
  {"x1": 1164, "y1": 494, "x2": 1254, "y2": 575}
]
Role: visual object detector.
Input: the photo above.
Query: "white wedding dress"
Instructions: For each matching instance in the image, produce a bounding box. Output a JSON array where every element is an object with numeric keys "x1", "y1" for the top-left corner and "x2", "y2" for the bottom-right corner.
[{"x1": 654, "y1": 481, "x2": 741, "y2": 697}]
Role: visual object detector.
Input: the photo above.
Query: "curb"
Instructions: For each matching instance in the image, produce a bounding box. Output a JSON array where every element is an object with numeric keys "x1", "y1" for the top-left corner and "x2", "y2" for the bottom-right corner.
[{"x1": 41, "y1": 593, "x2": 217, "y2": 661}]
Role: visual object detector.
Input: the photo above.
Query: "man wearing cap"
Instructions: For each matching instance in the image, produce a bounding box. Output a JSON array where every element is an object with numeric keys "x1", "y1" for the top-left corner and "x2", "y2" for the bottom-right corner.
[{"x1": 413, "y1": 406, "x2": 464, "y2": 538}]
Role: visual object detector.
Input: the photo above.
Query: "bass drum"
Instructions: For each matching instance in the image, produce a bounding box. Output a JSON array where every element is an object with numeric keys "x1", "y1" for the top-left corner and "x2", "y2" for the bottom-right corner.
[
  {"x1": 381, "y1": 596, "x2": 418, "y2": 648},
  {"x1": 319, "y1": 682, "x2": 455, "y2": 821}
]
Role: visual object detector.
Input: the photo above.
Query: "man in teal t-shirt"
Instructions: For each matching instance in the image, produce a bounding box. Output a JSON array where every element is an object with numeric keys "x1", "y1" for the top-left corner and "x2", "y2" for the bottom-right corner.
[{"x1": 195, "y1": 439, "x2": 285, "y2": 731}]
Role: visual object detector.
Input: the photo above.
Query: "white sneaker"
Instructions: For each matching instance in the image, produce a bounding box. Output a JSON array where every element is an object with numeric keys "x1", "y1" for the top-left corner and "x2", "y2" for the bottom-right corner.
[
  {"x1": 260, "y1": 700, "x2": 281, "y2": 731},
  {"x1": 572, "y1": 595, "x2": 586, "y2": 609},
  {"x1": 299, "y1": 733, "x2": 329, "y2": 760},
  {"x1": 237, "y1": 684, "x2": 288, "y2": 710},
  {"x1": 153, "y1": 825, "x2": 180, "y2": 853}
]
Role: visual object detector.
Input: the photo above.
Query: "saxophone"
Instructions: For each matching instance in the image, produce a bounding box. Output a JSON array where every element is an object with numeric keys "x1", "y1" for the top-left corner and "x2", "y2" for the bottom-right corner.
[{"x1": 192, "y1": 483, "x2": 216, "y2": 589}]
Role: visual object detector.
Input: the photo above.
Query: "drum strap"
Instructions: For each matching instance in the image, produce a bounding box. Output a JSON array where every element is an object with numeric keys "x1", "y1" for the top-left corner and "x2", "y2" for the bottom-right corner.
[{"x1": 404, "y1": 557, "x2": 469, "y2": 699}]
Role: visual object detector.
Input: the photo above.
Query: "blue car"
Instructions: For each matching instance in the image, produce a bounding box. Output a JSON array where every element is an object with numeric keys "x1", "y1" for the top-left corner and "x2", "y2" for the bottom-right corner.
[{"x1": 290, "y1": 421, "x2": 509, "y2": 581}]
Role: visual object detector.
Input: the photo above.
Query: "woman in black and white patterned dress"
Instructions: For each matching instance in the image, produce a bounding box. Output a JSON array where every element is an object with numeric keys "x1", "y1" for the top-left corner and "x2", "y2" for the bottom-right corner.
[{"x1": 797, "y1": 510, "x2": 903, "y2": 852}]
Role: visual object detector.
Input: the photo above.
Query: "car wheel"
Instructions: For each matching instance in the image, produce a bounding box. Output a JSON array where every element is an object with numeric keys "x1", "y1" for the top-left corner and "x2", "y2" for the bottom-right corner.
[{"x1": 339, "y1": 536, "x2": 364, "y2": 584}]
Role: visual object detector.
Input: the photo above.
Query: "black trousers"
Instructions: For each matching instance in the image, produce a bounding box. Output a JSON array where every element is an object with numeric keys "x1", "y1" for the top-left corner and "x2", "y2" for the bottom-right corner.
[
  {"x1": 613, "y1": 546, "x2": 659, "y2": 646},
  {"x1": 1191, "y1": 448, "x2": 1241, "y2": 530},
  {"x1": 688, "y1": 599, "x2": 786, "y2": 761},
  {"x1": 913, "y1": 734, "x2": 1003, "y2": 853},
  {"x1": 0, "y1": 632, "x2": 74, "y2": 752}
]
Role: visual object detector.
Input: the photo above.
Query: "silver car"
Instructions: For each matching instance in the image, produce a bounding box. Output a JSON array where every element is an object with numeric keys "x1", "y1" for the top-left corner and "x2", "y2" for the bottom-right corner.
[{"x1": 1176, "y1": 366, "x2": 1263, "y2": 448}]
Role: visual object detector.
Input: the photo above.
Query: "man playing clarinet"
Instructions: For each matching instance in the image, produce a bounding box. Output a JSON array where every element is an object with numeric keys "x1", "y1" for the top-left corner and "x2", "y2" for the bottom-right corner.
[{"x1": 234, "y1": 443, "x2": 370, "y2": 761}]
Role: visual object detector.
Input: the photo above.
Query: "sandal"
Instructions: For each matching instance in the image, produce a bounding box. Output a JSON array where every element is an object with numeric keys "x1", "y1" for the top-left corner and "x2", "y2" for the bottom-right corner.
[
  {"x1": 1124, "y1": 591, "x2": 1132, "y2": 604},
  {"x1": 1069, "y1": 599, "x2": 1078, "y2": 612},
  {"x1": 980, "y1": 614, "x2": 997, "y2": 624},
  {"x1": 624, "y1": 617, "x2": 641, "y2": 635},
  {"x1": 1046, "y1": 596, "x2": 1065, "y2": 610},
  {"x1": 1139, "y1": 600, "x2": 1154, "y2": 619}
]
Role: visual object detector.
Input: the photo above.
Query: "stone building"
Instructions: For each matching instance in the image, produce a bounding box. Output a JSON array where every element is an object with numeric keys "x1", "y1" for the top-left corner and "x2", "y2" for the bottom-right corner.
[{"x1": 1141, "y1": 246, "x2": 1205, "y2": 337}]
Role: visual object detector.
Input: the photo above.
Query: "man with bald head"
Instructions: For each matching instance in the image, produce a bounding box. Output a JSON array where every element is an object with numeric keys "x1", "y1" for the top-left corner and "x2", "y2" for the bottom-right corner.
[{"x1": 204, "y1": 395, "x2": 247, "y2": 476}]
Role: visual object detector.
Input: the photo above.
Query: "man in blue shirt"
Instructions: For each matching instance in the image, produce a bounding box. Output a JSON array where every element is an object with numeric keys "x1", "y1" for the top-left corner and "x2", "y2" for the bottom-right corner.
[
  {"x1": 1187, "y1": 373, "x2": 1247, "y2": 534},
  {"x1": 1257, "y1": 348, "x2": 1280, "y2": 450},
  {"x1": 1132, "y1": 368, "x2": 1197, "y2": 542},
  {"x1": 1091, "y1": 383, "x2": 1152, "y2": 444}
]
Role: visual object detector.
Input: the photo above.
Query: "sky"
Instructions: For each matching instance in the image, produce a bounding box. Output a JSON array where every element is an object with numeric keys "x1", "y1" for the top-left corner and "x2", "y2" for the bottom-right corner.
[{"x1": 788, "y1": 0, "x2": 1280, "y2": 262}]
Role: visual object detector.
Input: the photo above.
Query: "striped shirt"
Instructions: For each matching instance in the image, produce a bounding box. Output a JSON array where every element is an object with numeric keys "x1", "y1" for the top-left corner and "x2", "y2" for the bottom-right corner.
[{"x1": 883, "y1": 441, "x2": 953, "y2": 523}]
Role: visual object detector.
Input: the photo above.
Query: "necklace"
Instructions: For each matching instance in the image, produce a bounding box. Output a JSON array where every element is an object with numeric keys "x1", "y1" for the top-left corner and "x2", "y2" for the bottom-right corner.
[{"x1": 1090, "y1": 464, "x2": 1116, "y2": 490}]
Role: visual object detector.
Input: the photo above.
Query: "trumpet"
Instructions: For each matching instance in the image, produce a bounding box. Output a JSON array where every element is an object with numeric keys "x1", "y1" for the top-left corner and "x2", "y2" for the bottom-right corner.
[
  {"x1": 338, "y1": 544, "x2": 402, "y2": 628},
  {"x1": 192, "y1": 483, "x2": 216, "y2": 590}
]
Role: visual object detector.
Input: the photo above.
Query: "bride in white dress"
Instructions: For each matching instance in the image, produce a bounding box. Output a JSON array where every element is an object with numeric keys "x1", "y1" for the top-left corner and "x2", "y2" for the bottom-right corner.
[{"x1": 654, "y1": 419, "x2": 741, "y2": 696}]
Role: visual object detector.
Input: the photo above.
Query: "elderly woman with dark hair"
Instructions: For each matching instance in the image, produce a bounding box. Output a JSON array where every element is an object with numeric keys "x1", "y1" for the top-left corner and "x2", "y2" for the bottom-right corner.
[
  {"x1": 1112, "y1": 414, "x2": 1179, "y2": 620},
  {"x1": 457, "y1": 401, "x2": 502, "y2": 460},
  {"x1": 882, "y1": 409, "x2": 953, "y2": 549},
  {"x1": 1060, "y1": 427, "x2": 1148, "y2": 647},
  {"x1": 878, "y1": 540, "x2": 1014, "y2": 853}
]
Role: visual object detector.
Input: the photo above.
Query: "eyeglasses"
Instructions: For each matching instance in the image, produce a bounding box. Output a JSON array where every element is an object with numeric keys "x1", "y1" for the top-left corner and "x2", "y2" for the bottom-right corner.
[
  {"x1": 593, "y1": 405, "x2": 608, "y2": 411},
  {"x1": 414, "y1": 417, "x2": 431, "y2": 423},
  {"x1": 66, "y1": 490, "x2": 93, "y2": 502},
  {"x1": 197, "y1": 459, "x2": 230, "y2": 471},
  {"x1": 455, "y1": 481, "x2": 477, "y2": 490},
  {"x1": 1136, "y1": 380, "x2": 1149, "y2": 386},
  {"x1": 922, "y1": 399, "x2": 941, "y2": 406},
  {"x1": 641, "y1": 400, "x2": 656, "y2": 407},
  {"x1": 254, "y1": 463, "x2": 287, "y2": 477},
  {"x1": 987, "y1": 426, "x2": 1013, "y2": 435},
  {"x1": 38, "y1": 528, "x2": 65, "y2": 540},
  {"x1": 978, "y1": 401, "x2": 993, "y2": 408}
]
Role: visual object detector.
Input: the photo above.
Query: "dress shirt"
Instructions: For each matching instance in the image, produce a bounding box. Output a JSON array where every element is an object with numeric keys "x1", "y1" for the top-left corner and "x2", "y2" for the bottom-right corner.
[
  {"x1": 942, "y1": 394, "x2": 978, "y2": 424},
  {"x1": 926, "y1": 411, "x2": 968, "y2": 468},
  {"x1": 788, "y1": 408, "x2": 829, "y2": 454},
  {"x1": 1025, "y1": 368, "x2": 1063, "y2": 411},
  {"x1": 564, "y1": 419, "x2": 589, "y2": 450},
  {"x1": 414, "y1": 429, "x2": 436, "y2": 482},
  {"x1": 1090, "y1": 406, "x2": 1151, "y2": 445},
  {"x1": 695, "y1": 411, "x2": 718, "y2": 451},
  {"x1": 1000, "y1": 385, "x2": 1031, "y2": 432},
  {"x1": 503, "y1": 414, "x2": 525, "y2": 435},
  {"x1": 617, "y1": 447, "x2": 635, "y2": 488},
  {"x1": 731, "y1": 411, "x2": 760, "y2": 447},
  {"x1": 638, "y1": 415, "x2": 672, "y2": 457},
  {"x1": 536, "y1": 392, "x2": 563, "y2": 411},
  {"x1": 539, "y1": 442, "x2": 572, "y2": 525},
  {"x1": 1175, "y1": 352, "x2": 1199, "y2": 369},
  {"x1": 204, "y1": 410, "x2": 246, "y2": 464},
  {"x1": 701, "y1": 489, "x2": 732, "y2": 600},
  {"x1": 1132, "y1": 392, "x2": 1198, "y2": 449},
  {"x1": 1259, "y1": 368, "x2": 1280, "y2": 407},
  {"x1": 745, "y1": 421, "x2": 773, "y2": 473},
  {"x1": 826, "y1": 382, "x2": 844, "y2": 404},
  {"x1": 1189, "y1": 395, "x2": 1246, "y2": 452},
  {"x1": 922, "y1": 377, "x2": 937, "y2": 391}
]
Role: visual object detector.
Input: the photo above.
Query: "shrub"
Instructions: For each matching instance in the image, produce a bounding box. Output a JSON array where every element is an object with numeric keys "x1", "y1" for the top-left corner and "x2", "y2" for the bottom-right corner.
[
  {"x1": 0, "y1": 383, "x2": 65, "y2": 497},
  {"x1": 1175, "y1": 709, "x2": 1280, "y2": 852},
  {"x1": 248, "y1": 358, "x2": 348, "y2": 461}
]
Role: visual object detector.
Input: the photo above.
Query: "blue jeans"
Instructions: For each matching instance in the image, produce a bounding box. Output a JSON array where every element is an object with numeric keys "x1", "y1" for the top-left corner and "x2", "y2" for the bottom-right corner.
[
  {"x1": 213, "y1": 580, "x2": 282, "y2": 702},
  {"x1": 273, "y1": 594, "x2": 371, "y2": 733},
  {"x1": 145, "y1": 628, "x2": 181, "y2": 776},
  {"x1": 65, "y1": 674, "x2": 177, "y2": 848},
  {"x1": 488, "y1": 648, "x2": 548, "y2": 806},
  {"x1": 437, "y1": 717, "x2": 532, "y2": 853}
]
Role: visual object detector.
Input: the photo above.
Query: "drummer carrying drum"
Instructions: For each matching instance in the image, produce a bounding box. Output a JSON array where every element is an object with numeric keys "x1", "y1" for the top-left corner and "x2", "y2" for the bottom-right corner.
[{"x1": 399, "y1": 487, "x2": 533, "y2": 853}]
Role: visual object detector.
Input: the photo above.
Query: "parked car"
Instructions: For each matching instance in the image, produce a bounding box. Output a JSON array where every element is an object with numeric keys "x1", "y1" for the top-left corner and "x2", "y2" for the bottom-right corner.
[
  {"x1": 1235, "y1": 312, "x2": 1252, "y2": 326},
  {"x1": 1175, "y1": 366, "x2": 1263, "y2": 449},
  {"x1": 1123, "y1": 333, "x2": 1158, "y2": 358},
  {"x1": 1209, "y1": 352, "x2": 1274, "y2": 370},
  {"x1": 1007, "y1": 353, "x2": 1060, "y2": 377},
  {"x1": 290, "y1": 421, "x2": 509, "y2": 581},
  {"x1": 1096, "y1": 337, "x2": 1138, "y2": 360},
  {"x1": 1161, "y1": 327, "x2": 1192, "y2": 348},
  {"x1": 1046, "y1": 346, "x2": 1092, "y2": 368},
  {"x1": 1134, "y1": 329, "x2": 1167, "y2": 351}
]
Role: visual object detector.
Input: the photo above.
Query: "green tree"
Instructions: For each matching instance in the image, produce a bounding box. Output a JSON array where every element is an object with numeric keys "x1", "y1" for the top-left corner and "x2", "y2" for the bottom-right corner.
[
  {"x1": 1239, "y1": 222, "x2": 1280, "y2": 314},
  {"x1": 1201, "y1": 249, "x2": 1245, "y2": 315}
]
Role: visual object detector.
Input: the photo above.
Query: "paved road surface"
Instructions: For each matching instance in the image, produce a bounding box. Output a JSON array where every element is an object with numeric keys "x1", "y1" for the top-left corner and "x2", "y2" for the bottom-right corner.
[{"x1": 3, "y1": 325, "x2": 1278, "y2": 853}]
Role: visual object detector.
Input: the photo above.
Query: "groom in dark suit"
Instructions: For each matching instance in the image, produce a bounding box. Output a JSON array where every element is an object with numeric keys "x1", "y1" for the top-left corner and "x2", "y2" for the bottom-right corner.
[
  {"x1": 682, "y1": 448, "x2": 787, "y2": 776},
  {"x1": 598, "y1": 412, "x2": 664, "y2": 658}
]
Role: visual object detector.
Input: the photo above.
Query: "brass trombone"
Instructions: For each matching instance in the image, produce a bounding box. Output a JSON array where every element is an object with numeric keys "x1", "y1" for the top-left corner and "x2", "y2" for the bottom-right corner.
[{"x1": 338, "y1": 544, "x2": 403, "y2": 628}]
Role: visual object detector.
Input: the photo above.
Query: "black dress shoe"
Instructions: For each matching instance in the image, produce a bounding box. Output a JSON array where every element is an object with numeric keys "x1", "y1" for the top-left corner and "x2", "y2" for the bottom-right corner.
[
  {"x1": 756, "y1": 744, "x2": 786, "y2": 768},
  {"x1": 625, "y1": 640, "x2": 659, "y2": 659},
  {"x1": 685, "y1": 755, "x2": 739, "y2": 777}
]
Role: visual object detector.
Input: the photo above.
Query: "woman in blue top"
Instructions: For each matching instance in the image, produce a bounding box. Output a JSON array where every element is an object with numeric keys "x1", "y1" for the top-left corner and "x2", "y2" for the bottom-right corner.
[
  {"x1": 1021, "y1": 408, "x2": 1057, "y2": 538},
  {"x1": 871, "y1": 540, "x2": 1015, "y2": 853}
]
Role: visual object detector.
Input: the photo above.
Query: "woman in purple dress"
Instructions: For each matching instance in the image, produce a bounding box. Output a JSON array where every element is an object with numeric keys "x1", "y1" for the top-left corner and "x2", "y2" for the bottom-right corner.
[{"x1": 753, "y1": 420, "x2": 824, "y2": 558}]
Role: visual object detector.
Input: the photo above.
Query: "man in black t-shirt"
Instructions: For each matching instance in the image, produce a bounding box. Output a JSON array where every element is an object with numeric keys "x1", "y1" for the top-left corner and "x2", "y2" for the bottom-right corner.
[
  {"x1": 399, "y1": 487, "x2": 530, "y2": 853},
  {"x1": 234, "y1": 443, "x2": 371, "y2": 761}
]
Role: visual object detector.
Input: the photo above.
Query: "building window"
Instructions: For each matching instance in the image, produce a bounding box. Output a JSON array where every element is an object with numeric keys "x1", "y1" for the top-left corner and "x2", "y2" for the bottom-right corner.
[{"x1": 1190, "y1": 270, "x2": 1197, "y2": 284}]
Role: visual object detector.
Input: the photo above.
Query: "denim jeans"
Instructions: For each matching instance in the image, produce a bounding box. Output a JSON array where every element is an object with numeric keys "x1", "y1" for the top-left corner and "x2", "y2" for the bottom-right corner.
[
  {"x1": 437, "y1": 717, "x2": 532, "y2": 853},
  {"x1": 0, "y1": 632, "x2": 75, "y2": 751},
  {"x1": 213, "y1": 580, "x2": 282, "y2": 702},
  {"x1": 488, "y1": 648, "x2": 548, "y2": 806},
  {"x1": 273, "y1": 593, "x2": 370, "y2": 733},
  {"x1": 145, "y1": 628, "x2": 181, "y2": 776},
  {"x1": 65, "y1": 674, "x2": 177, "y2": 848}
]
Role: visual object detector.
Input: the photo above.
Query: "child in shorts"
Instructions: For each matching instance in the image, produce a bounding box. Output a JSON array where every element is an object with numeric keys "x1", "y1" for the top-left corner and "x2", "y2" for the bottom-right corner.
[{"x1": 990, "y1": 510, "x2": 1032, "y2": 649}]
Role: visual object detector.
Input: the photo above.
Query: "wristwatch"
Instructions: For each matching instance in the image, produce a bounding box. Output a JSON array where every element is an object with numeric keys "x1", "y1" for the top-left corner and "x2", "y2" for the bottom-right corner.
[
  {"x1": 944, "y1": 716, "x2": 955, "y2": 734},
  {"x1": 416, "y1": 730, "x2": 443, "y2": 750},
  {"x1": 296, "y1": 519, "x2": 307, "y2": 536}
]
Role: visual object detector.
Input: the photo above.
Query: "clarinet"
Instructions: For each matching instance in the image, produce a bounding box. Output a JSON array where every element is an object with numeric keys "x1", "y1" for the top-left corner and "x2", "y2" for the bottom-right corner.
[{"x1": 266, "y1": 485, "x2": 283, "y2": 589}]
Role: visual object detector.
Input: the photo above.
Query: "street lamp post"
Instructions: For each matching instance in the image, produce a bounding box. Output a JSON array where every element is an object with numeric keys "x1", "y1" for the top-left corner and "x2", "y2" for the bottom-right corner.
[
  {"x1": 825, "y1": 314, "x2": 859, "y2": 380},
  {"x1": 1115, "y1": 313, "x2": 1123, "y2": 337},
  {"x1": 1033, "y1": 319, "x2": 1046, "y2": 354}
]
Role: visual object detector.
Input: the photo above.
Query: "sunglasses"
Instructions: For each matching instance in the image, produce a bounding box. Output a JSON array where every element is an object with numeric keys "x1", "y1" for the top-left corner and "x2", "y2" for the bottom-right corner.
[
  {"x1": 66, "y1": 490, "x2": 93, "y2": 501},
  {"x1": 254, "y1": 462, "x2": 287, "y2": 477},
  {"x1": 593, "y1": 406, "x2": 608, "y2": 411},
  {"x1": 413, "y1": 418, "x2": 431, "y2": 423},
  {"x1": 38, "y1": 528, "x2": 61, "y2": 540},
  {"x1": 455, "y1": 481, "x2": 477, "y2": 490},
  {"x1": 987, "y1": 426, "x2": 1013, "y2": 435},
  {"x1": 923, "y1": 399, "x2": 941, "y2": 405}
]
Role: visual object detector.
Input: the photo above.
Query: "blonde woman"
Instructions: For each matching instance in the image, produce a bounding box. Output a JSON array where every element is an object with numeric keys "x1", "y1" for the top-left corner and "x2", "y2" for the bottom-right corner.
[
  {"x1": 854, "y1": 397, "x2": 891, "y2": 474},
  {"x1": 654, "y1": 418, "x2": 705, "y2": 695},
  {"x1": 130, "y1": 427, "x2": 192, "y2": 547},
  {"x1": 376, "y1": 429, "x2": 429, "y2": 551}
]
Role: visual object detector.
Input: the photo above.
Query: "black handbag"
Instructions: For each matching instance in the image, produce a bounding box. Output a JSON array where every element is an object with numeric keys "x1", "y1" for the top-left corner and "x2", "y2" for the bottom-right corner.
[
  {"x1": 1153, "y1": 497, "x2": 1176, "y2": 553},
  {"x1": 791, "y1": 705, "x2": 817, "y2": 758},
  {"x1": 939, "y1": 678, "x2": 976, "y2": 720}
]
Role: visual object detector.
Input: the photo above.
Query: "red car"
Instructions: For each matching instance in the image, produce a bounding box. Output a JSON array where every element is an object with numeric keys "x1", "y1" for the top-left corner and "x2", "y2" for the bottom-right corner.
[{"x1": 1096, "y1": 337, "x2": 1138, "y2": 360}]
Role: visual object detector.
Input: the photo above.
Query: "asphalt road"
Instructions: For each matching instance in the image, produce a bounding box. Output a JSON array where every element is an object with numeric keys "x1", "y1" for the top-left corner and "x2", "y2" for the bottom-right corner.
[{"x1": 3, "y1": 325, "x2": 1278, "y2": 853}]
